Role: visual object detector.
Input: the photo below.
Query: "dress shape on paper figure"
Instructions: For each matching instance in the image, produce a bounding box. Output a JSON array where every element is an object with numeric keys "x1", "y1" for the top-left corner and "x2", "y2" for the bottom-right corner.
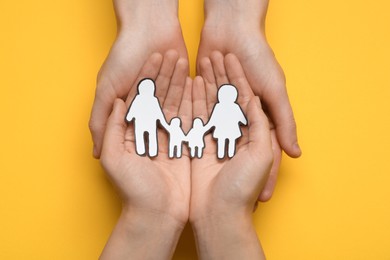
[
  {"x1": 186, "y1": 118, "x2": 206, "y2": 158},
  {"x1": 204, "y1": 84, "x2": 247, "y2": 159},
  {"x1": 125, "y1": 78, "x2": 169, "y2": 157},
  {"x1": 126, "y1": 79, "x2": 247, "y2": 159}
]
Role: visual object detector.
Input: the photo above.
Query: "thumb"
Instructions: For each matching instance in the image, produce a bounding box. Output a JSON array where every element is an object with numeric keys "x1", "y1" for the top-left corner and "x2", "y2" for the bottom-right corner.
[
  {"x1": 263, "y1": 85, "x2": 302, "y2": 158},
  {"x1": 89, "y1": 84, "x2": 117, "y2": 159},
  {"x1": 101, "y1": 99, "x2": 128, "y2": 159},
  {"x1": 247, "y1": 96, "x2": 273, "y2": 168}
]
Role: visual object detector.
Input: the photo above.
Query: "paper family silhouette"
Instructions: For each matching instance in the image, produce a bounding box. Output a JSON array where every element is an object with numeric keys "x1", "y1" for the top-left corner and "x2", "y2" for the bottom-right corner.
[{"x1": 125, "y1": 78, "x2": 247, "y2": 159}]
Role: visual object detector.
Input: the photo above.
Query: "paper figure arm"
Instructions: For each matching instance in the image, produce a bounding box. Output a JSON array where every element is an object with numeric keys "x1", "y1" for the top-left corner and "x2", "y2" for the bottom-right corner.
[
  {"x1": 125, "y1": 105, "x2": 136, "y2": 123},
  {"x1": 125, "y1": 97, "x2": 142, "y2": 123},
  {"x1": 240, "y1": 114, "x2": 248, "y2": 126},
  {"x1": 159, "y1": 117, "x2": 170, "y2": 130},
  {"x1": 203, "y1": 108, "x2": 217, "y2": 132},
  {"x1": 237, "y1": 105, "x2": 248, "y2": 125},
  {"x1": 152, "y1": 98, "x2": 169, "y2": 130}
]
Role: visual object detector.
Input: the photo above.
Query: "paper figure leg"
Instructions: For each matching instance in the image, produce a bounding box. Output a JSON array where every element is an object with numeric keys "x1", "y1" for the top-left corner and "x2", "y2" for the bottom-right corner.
[
  {"x1": 169, "y1": 143, "x2": 174, "y2": 158},
  {"x1": 135, "y1": 130, "x2": 146, "y2": 155},
  {"x1": 197, "y1": 147, "x2": 203, "y2": 158},
  {"x1": 190, "y1": 147, "x2": 195, "y2": 158},
  {"x1": 217, "y1": 139, "x2": 226, "y2": 159},
  {"x1": 176, "y1": 144, "x2": 182, "y2": 158},
  {"x1": 228, "y1": 138, "x2": 236, "y2": 158},
  {"x1": 148, "y1": 131, "x2": 158, "y2": 157}
]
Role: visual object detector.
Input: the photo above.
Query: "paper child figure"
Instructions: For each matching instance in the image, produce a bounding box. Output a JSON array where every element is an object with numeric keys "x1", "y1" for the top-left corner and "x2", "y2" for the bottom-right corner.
[
  {"x1": 204, "y1": 84, "x2": 247, "y2": 159},
  {"x1": 186, "y1": 118, "x2": 206, "y2": 158},
  {"x1": 166, "y1": 117, "x2": 186, "y2": 158},
  {"x1": 125, "y1": 78, "x2": 169, "y2": 157}
]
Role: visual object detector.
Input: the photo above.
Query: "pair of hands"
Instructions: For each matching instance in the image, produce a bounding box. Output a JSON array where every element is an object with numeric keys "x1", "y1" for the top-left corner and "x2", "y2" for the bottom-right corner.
[
  {"x1": 89, "y1": 0, "x2": 301, "y2": 203},
  {"x1": 100, "y1": 50, "x2": 272, "y2": 259},
  {"x1": 91, "y1": 1, "x2": 301, "y2": 258}
]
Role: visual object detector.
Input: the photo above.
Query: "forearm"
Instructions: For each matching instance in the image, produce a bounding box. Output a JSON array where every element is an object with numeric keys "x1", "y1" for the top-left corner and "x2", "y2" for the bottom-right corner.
[
  {"x1": 113, "y1": 0, "x2": 179, "y2": 30},
  {"x1": 191, "y1": 212, "x2": 265, "y2": 260},
  {"x1": 204, "y1": 0, "x2": 269, "y2": 29},
  {"x1": 100, "y1": 207, "x2": 184, "y2": 260}
]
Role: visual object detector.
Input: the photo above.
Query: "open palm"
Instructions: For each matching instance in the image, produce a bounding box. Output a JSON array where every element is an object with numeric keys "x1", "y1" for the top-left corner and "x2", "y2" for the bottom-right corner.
[
  {"x1": 190, "y1": 53, "x2": 274, "y2": 222},
  {"x1": 100, "y1": 51, "x2": 192, "y2": 225},
  {"x1": 90, "y1": 1, "x2": 188, "y2": 158}
]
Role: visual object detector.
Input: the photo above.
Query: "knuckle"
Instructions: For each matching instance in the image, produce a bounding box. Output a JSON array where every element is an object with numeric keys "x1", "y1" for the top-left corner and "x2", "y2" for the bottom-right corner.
[{"x1": 88, "y1": 118, "x2": 98, "y2": 133}]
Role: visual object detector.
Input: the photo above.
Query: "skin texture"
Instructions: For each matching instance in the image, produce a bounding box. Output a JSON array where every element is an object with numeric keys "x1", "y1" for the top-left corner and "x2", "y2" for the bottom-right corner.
[
  {"x1": 89, "y1": 0, "x2": 187, "y2": 158},
  {"x1": 92, "y1": 0, "x2": 302, "y2": 257},
  {"x1": 190, "y1": 53, "x2": 272, "y2": 259},
  {"x1": 90, "y1": 0, "x2": 301, "y2": 202},
  {"x1": 198, "y1": 0, "x2": 301, "y2": 201},
  {"x1": 99, "y1": 51, "x2": 192, "y2": 259},
  {"x1": 99, "y1": 51, "x2": 273, "y2": 259}
]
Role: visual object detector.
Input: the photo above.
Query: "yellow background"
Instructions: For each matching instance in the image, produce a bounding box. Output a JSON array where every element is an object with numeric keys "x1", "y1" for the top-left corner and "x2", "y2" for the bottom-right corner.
[{"x1": 1, "y1": 0, "x2": 389, "y2": 259}]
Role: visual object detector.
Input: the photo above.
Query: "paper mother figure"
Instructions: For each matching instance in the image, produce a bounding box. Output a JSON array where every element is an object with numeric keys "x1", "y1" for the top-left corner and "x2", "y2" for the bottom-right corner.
[{"x1": 203, "y1": 84, "x2": 247, "y2": 159}]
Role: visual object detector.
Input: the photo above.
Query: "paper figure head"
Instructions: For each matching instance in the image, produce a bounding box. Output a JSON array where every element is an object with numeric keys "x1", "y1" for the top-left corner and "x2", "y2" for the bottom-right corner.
[
  {"x1": 193, "y1": 118, "x2": 204, "y2": 128},
  {"x1": 170, "y1": 117, "x2": 181, "y2": 127},
  {"x1": 138, "y1": 78, "x2": 155, "y2": 96},
  {"x1": 218, "y1": 84, "x2": 238, "y2": 103}
]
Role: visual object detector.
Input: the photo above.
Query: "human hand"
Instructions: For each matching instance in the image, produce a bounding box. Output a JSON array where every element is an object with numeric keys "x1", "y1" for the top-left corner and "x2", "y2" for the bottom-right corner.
[
  {"x1": 198, "y1": 0, "x2": 301, "y2": 201},
  {"x1": 89, "y1": 0, "x2": 188, "y2": 158},
  {"x1": 99, "y1": 51, "x2": 192, "y2": 259},
  {"x1": 190, "y1": 53, "x2": 273, "y2": 259}
]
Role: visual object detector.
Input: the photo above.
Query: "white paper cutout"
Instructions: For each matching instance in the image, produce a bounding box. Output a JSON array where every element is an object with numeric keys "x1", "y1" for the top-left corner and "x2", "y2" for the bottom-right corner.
[
  {"x1": 125, "y1": 79, "x2": 247, "y2": 159},
  {"x1": 125, "y1": 78, "x2": 169, "y2": 157},
  {"x1": 187, "y1": 118, "x2": 206, "y2": 158},
  {"x1": 204, "y1": 84, "x2": 248, "y2": 159},
  {"x1": 167, "y1": 117, "x2": 186, "y2": 158}
]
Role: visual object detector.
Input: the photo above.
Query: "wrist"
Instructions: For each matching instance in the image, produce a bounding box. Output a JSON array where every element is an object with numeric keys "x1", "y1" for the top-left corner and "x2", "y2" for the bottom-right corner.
[
  {"x1": 191, "y1": 211, "x2": 265, "y2": 259},
  {"x1": 122, "y1": 206, "x2": 185, "y2": 233},
  {"x1": 203, "y1": 0, "x2": 269, "y2": 36},
  {"x1": 113, "y1": 0, "x2": 179, "y2": 32},
  {"x1": 100, "y1": 207, "x2": 185, "y2": 259}
]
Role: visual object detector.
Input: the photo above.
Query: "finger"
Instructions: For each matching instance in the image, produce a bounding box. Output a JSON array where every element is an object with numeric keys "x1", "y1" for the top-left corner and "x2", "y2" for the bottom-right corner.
[
  {"x1": 264, "y1": 87, "x2": 301, "y2": 158},
  {"x1": 210, "y1": 51, "x2": 229, "y2": 87},
  {"x1": 192, "y1": 76, "x2": 209, "y2": 122},
  {"x1": 89, "y1": 83, "x2": 117, "y2": 158},
  {"x1": 155, "y1": 50, "x2": 180, "y2": 105},
  {"x1": 125, "y1": 53, "x2": 163, "y2": 106},
  {"x1": 199, "y1": 57, "x2": 218, "y2": 114},
  {"x1": 163, "y1": 58, "x2": 189, "y2": 121},
  {"x1": 224, "y1": 53, "x2": 255, "y2": 106},
  {"x1": 178, "y1": 77, "x2": 193, "y2": 133},
  {"x1": 101, "y1": 99, "x2": 128, "y2": 159},
  {"x1": 258, "y1": 128, "x2": 282, "y2": 202},
  {"x1": 247, "y1": 96, "x2": 273, "y2": 168}
]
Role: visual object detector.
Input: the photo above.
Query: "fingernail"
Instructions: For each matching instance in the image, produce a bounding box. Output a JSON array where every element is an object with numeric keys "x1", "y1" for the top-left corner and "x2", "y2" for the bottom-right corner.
[
  {"x1": 93, "y1": 145, "x2": 98, "y2": 158},
  {"x1": 294, "y1": 142, "x2": 302, "y2": 156}
]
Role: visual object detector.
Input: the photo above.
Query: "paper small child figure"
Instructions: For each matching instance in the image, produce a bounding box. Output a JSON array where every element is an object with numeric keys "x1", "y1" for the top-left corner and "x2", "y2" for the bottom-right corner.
[
  {"x1": 166, "y1": 117, "x2": 186, "y2": 158},
  {"x1": 125, "y1": 78, "x2": 169, "y2": 157},
  {"x1": 204, "y1": 84, "x2": 247, "y2": 159},
  {"x1": 186, "y1": 118, "x2": 206, "y2": 158}
]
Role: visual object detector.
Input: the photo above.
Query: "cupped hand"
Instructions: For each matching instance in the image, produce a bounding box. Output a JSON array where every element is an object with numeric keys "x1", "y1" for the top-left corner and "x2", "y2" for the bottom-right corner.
[
  {"x1": 197, "y1": 0, "x2": 301, "y2": 200},
  {"x1": 90, "y1": 0, "x2": 188, "y2": 158},
  {"x1": 190, "y1": 53, "x2": 273, "y2": 224},
  {"x1": 100, "y1": 51, "x2": 192, "y2": 226}
]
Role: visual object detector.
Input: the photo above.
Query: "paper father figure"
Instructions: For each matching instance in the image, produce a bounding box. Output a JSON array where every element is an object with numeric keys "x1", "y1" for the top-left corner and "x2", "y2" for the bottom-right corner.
[{"x1": 125, "y1": 78, "x2": 169, "y2": 157}]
